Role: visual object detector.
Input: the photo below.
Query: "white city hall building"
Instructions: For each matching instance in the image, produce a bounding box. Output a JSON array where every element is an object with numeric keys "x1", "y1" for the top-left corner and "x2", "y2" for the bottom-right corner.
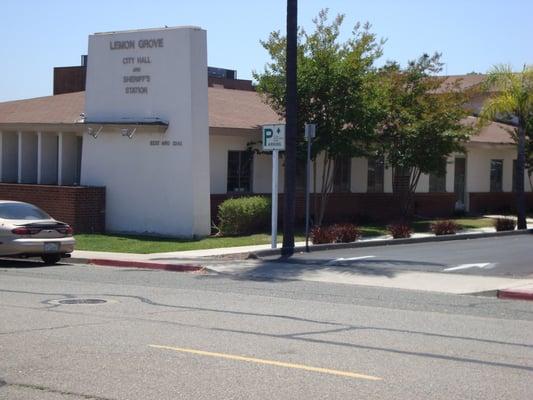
[{"x1": 0, "y1": 26, "x2": 530, "y2": 237}]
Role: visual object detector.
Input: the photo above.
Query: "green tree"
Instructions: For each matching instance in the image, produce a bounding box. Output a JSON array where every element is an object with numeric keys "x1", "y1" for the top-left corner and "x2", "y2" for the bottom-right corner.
[
  {"x1": 479, "y1": 65, "x2": 533, "y2": 229},
  {"x1": 253, "y1": 9, "x2": 384, "y2": 225},
  {"x1": 376, "y1": 53, "x2": 473, "y2": 217}
]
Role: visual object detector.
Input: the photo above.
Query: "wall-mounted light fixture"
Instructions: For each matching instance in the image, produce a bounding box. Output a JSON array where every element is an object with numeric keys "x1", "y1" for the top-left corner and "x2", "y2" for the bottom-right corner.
[
  {"x1": 86, "y1": 126, "x2": 103, "y2": 138},
  {"x1": 121, "y1": 127, "x2": 136, "y2": 139}
]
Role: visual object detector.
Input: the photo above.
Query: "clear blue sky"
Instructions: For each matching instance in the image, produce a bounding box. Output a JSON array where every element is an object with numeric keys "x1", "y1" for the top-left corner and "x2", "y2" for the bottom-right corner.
[{"x1": 1, "y1": 0, "x2": 531, "y2": 102}]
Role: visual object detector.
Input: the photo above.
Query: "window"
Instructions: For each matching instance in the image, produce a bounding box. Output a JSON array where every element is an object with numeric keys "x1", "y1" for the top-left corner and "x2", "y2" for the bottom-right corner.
[
  {"x1": 227, "y1": 151, "x2": 253, "y2": 192},
  {"x1": 367, "y1": 156, "x2": 384, "y2": 193},
  {"x1": 0, "y1": 202, "x2": 50, "y2": 220},
  {"x1": 454, "y1": 157, "x2": 466, "y2": 206},
  {"x1": 490, "y1": 159, "x2": 503, "y2": 192},
  {"x1": 333, "y1": 156, "x2": 351, "y2": 192},
  {"x1": 393, "y1": 166, "x2": 410, "y2": 193},
  {"x1": 512, "y1": 160, "x2": 517, "y2": 192},
  {"x1": 75, "y1": 136, "x2": 83, "y2": 185},
  {"x1": 429, "y1": 173, "x2": 446, "y2": 192},
  {"x1": 295, "y1": 159, "x2": 306, "y2": 191}
]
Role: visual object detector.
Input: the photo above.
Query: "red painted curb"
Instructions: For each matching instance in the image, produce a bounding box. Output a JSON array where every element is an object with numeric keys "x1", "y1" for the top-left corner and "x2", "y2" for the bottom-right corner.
[
  {"x1": 88, "y1": 258, "x2": 204, "y2": 273},
  {"x1": 497, "y1": 289, "x2": 533, "y2": 301}
]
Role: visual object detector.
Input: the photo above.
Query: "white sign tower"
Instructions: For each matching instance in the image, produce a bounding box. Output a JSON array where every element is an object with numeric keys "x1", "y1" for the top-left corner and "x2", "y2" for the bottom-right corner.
[{"x1": 81, "y1": 26, "x2": 211, "y2": 237}]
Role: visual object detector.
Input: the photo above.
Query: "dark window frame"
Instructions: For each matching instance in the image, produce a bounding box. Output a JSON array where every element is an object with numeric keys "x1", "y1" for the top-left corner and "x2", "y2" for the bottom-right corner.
[
  {"x1": 227, "y1": 150, "x2": 253, "y2": 193},
  {"x1": 429, "y1": 172, "x2": 447, "y2": 192},
  {"x1": 367, "y1": 156, "x2": 385, "y2": 193},
  {"x1": 490, "y1": 159, "x2": 503, "y2": 193},
  {"x1": 512, "y1": 159, "x2": 519, "y2": 192},
  {"x1": 333, "y1": 156, "x2": 351, "y2": 192},
  {"x1": 295, "y1": 159, "x2": 306, "y2": 191}
]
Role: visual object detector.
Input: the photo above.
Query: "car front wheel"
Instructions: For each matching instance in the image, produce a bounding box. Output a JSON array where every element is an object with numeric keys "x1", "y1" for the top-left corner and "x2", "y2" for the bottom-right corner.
[{"x1": 42, "y1": 254, "x2": 62, "y2": 265}]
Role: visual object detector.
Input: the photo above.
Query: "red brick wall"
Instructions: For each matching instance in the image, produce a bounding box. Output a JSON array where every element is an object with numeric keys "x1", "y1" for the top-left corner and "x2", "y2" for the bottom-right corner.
[
  {"x1": 208, "y1": 76, "x2": 255, "y2": 91},
  {"x1": 210, "y1": 192, "x2": 456, "y2": 225},
  {"x1": 0, "y1": 184, "x2": 105, "y2": 233},
  {"x1": 469, "y1": 192, "x2": 533, "y2": 214},
  {"x1": 53, "y1": 66, "x2": 86, "y2": 95}
]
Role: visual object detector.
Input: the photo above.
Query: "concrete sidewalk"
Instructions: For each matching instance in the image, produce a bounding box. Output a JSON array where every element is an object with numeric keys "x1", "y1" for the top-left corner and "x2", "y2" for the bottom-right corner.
[
  {"x1": 71, "y1": 241, "x2": 308, "y2": 262},
  {"x1": 71, "y1": 223, "x2": 531, "y2": 263},
  {"x1": 66, "y1": 224, "x2": 533, "y2": 299}
]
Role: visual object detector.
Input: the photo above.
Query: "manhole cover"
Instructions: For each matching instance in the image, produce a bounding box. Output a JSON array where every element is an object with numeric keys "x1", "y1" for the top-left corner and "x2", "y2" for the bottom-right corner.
[{"x1": 57, "y1": 298, "x2": 107, "y2": 305}]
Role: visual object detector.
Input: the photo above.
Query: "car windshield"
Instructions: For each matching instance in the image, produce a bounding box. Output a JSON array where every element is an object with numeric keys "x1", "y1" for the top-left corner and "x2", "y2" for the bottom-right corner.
[{"x1": 0, "y1": 203, "x2": 51, "y2": 220}]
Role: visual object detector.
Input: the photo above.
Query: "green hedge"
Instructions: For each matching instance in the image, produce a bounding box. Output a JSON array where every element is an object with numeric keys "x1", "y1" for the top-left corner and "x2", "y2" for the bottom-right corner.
[{"x1": 218, "y1": 196, "x2": 271, "y2": 236}]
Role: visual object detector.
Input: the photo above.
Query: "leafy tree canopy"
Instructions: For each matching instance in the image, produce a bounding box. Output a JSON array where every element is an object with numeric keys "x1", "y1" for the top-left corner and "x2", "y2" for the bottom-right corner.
[
  {"x1": 376, "y1": 53, "x2": 472, "y2": 178},
  {"x1": 253, "y1": 9, "x2": 384, "y2": 161}
]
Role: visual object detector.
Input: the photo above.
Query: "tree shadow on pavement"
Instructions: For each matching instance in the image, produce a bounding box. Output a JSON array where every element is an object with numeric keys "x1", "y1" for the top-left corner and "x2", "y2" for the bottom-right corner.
[{"x1": 216, "y1": 257, "x2": 447, "y2": 283}]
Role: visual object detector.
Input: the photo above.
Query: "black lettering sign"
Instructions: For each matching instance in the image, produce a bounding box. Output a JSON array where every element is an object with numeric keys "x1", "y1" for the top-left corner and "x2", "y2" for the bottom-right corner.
[
  {"x1": 138, "y1": 38, "x2": 164, "y2": 48},
  {"x1": 110, "y1": 40, "x2": 135, "y2": 50},
  {"x1": 125, "y1": 87, "x2": 148, "y2": 94}
]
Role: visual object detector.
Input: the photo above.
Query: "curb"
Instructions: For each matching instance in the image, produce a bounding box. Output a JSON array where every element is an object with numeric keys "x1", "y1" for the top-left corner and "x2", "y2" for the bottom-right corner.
[
  {"x1": 68, "y1": 257, "x2": 205, "y2": 273},
  {"x1": 497, "y1": 287, "x2": 533, "y2": 301},
  {"x1": 250, "y1": 229, "x2": 533, "y2": 258}
]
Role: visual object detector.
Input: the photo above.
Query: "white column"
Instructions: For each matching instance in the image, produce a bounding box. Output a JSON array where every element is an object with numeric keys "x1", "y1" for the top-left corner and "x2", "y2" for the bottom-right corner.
[
  {"x1": 37, "y1": 131, "x2": 42, "y2": 184},
  {"x1": 57, "y1": 132, "x2": 63, "y2": 186},
  {"x1": 17, "y1": 131, "x2": 22, "y2": 183},
  {"x1": 445, "y1": 156, "x2": 455, "y2": 193},
  {"x1": 384, "y1": 168, "x2": 393, "y2": 193}
]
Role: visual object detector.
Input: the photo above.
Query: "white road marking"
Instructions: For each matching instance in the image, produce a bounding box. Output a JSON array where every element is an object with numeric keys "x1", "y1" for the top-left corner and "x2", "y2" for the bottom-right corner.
[
  {"x1": 443, "y1": 263, "x2": 491, "y2": 272},
  {"x1": 327, "y1": 255, "x2": 376, "y2": 264}
]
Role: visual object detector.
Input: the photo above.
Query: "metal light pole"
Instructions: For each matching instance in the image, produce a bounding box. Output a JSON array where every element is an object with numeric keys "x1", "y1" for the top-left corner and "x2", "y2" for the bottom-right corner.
[{"x1": 282, "y1": 0, "x2": 298, "y2": 257}]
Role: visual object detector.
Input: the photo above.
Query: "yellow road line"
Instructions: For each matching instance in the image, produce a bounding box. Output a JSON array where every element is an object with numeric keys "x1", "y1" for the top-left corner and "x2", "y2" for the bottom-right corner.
[{"x1": 149, "y1": 344, "x2": 382, "y2": 381}]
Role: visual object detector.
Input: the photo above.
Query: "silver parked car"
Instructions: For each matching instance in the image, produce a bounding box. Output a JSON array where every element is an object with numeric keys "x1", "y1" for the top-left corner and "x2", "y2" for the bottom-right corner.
[{"x1": 0, "y1": 201, "x2": 75, "y2": 264}]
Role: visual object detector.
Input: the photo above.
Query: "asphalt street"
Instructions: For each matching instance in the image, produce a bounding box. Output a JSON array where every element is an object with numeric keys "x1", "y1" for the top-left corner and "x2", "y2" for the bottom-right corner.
[
  {"x1": 273, "y1": 235, "x2": 533, "y2": 277},
  {"x1": 1, "y1": 259, "x2": 532, "y2": 399}
]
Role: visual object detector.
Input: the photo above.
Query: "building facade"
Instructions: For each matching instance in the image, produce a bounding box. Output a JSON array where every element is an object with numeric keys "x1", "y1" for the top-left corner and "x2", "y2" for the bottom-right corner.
[{"x1": 0, "y1": 28, "x2": 531, "y2": 236}]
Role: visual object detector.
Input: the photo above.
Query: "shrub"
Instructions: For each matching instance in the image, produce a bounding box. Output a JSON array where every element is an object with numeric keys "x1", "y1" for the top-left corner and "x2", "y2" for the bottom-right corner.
[
  {"x1": 431, "y1": 220, "x2": 460, "y2": 235},
  {"x1": 311, "y1": 223, "x2": 361, "y2": 244},
  {"x1": 310, "y1": 225, "x2": 335, "y2": 244},
  {"x1": 387, "y1": 222, "x2": 412, "y2": 239},
  {"x1": 494, "y1": 217, "x2": 516, "y2": 232},
  {"x1": 330, "y1": 223, "x2": 361, "y2": 243},
  {"x1": 217, "y1": 196, "x2": 270, "y2": 236}
]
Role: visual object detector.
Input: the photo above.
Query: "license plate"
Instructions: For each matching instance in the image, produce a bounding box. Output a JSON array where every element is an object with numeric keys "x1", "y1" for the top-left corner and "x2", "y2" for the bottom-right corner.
[{"x1": 44, "y1": 242, "x2": 60, "y2": 253}]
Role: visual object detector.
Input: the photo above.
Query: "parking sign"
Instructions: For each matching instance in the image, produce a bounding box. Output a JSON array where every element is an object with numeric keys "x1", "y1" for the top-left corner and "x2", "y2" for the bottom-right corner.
[{"x1": 262, "y1": 124, "x2": 285, "y2": 151}]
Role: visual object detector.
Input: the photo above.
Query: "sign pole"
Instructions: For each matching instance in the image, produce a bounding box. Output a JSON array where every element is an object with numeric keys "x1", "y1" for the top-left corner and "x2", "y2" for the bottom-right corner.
[
  {"x1": 271, "y1": 149, "x2": 279, "y2": 248},
  {"x1": 304, "y1": 123, "x2": 316, "y2": 252},
  {"x1": 305, "y1": 136, "x2": 311, "y2": 252},
  {"x1": 262, "y1": 123, "x2": 285, "y2": 249}
]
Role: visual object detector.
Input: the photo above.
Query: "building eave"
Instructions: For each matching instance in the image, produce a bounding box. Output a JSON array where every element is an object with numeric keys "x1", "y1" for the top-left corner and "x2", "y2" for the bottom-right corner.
[{"x1": 0, "y1": 121, "x2": 169, "y2": 134}]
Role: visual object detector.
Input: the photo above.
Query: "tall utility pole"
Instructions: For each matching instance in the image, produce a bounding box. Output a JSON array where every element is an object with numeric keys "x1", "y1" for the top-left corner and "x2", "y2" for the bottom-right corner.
[
  {"x1": 516, "y1": 118, "x2": 527, "y2": 230},
  {"x1": 282, "y1": 0, "x2": 298, "y2": 256}
]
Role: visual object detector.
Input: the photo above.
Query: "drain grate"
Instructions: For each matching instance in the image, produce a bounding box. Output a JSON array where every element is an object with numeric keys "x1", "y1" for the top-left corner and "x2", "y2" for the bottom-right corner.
[{"x1": 57, "y1": 298, "x2": 107, "y2": 305}]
